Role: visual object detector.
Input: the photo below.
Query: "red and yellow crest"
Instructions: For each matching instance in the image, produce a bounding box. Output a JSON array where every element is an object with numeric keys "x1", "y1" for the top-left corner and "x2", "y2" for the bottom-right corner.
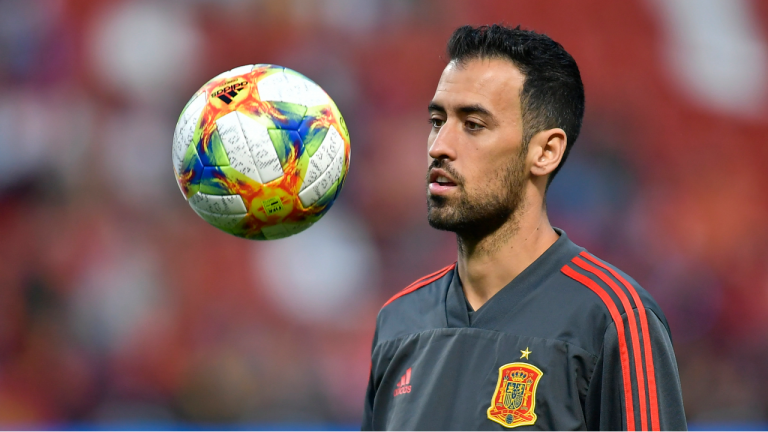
[{"x1": 487, "y1": 362, "x2": 543, "y2": 428}]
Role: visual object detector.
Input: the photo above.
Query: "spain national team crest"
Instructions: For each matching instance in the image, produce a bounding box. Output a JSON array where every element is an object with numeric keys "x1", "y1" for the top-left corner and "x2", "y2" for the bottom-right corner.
[{"x1": 487, "y1": 362, "x2": 543, "y2": 428}]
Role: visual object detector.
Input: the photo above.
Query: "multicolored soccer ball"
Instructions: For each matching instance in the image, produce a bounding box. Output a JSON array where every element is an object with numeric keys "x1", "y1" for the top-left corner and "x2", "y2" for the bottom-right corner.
[{"x1": 172, "y1": 64, "x2": 350, "y2": 240}]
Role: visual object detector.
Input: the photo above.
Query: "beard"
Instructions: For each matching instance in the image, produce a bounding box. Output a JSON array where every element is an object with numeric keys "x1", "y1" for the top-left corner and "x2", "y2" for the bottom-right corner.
[{"x1": 426, "y1": 150, "x2": 527, "y2": 240}]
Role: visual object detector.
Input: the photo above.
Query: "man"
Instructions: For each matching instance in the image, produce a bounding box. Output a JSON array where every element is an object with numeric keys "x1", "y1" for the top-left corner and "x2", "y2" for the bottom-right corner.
[{"x1": 362, "y1": 25, "x2": 686, "y2": 430}]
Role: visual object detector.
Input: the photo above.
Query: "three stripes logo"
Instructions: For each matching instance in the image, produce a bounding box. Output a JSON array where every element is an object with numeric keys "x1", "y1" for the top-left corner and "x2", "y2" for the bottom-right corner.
[
  {"x1": 393, "y1": 367, "x2": 412, "y2": 397},
  {"x1": 213, "y1": 80, "x2": 248, "y2": 104},
  {"x1": 561, "y1": 251, "x2": 661, "y2": 431}
]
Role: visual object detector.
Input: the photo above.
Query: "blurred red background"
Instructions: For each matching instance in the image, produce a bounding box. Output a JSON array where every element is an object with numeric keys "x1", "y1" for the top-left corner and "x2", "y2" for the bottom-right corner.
[{"x1": 1, "y1": 0, "x2": 767, "y2": 428}]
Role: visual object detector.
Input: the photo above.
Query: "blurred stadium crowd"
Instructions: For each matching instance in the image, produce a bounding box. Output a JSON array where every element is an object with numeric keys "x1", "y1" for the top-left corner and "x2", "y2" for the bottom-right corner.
[{"x1": 0, "y1": 0, "x2": 767, "y2": 428}]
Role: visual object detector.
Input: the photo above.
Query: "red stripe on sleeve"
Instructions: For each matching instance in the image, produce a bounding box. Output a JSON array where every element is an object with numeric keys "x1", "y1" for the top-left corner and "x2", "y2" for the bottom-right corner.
[
  {"x1": 381, "y1": 264, "x2": 455, "y2": 309},
  {"x1": 562, "y1": 264, "x2": 636, "y2": 431},
  {"x1": 580, "y1": 252, "x2": 660, "y2": 431},
  {"x1": 407, "y1": 264, "x2": 455, "y2": 290},
  {"x1": 573, "y1": 256, "x2": 648, "y2": 430}
]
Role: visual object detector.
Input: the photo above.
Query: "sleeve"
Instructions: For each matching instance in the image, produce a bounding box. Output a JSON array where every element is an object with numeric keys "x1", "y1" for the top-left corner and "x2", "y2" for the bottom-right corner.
[
  {"x1": 585, "y1": 308, "x2": 687, "y2": 431},
  {"x1": 361, "y1": 326, "x2": 379, "y2": 431}
]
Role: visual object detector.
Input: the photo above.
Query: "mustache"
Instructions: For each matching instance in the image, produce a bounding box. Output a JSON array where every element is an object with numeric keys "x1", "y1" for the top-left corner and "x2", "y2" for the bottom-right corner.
[{"x1": 427, "y1": 159, "x2": 464, "y2": 185}]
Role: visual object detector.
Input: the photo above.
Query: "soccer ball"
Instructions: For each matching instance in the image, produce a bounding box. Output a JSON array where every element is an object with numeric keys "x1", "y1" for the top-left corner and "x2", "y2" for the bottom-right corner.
[{"x1": 172, "y1": 64, "x2": 351, "y2": 240}]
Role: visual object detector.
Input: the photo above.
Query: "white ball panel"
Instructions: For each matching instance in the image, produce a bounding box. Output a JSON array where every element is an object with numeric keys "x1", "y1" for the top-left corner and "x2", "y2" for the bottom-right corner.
[
  {"x1": 192, "y1": 208, "x2": 246, "y2": 231},
  {"x1": 299, "y1": 126, "x2": 344, "y2": 192},
  {"x1": 215, "y1": 111, "x2": 261, "y2": 182},
  {"x1": 261, "y1": 220, "x2": 315, "y2": 240},
  {"x1": 212, "y1": 64, "x2": 254, "y2": 81},
  {"x1": 172, "y1": 92, "x2": 206, "y2": 173},
  {"x1": 257, "y1": 72, "x2": 329, "y2": 107},
  {"x1": 260, "y1": 223, "x2": 288, "y2": 240},
  {"x1": 282, "y1": 220, "x2": 315, "y2": 236},
  {"x1": 298, "y1": 136, "x2": 344, "y2": 208},
  {"x1": 188, "y1": 192, "x2": 247, "y2": 215},
  {"x1": 236, "y1": 112, "x2": 284, "y2": 183}
]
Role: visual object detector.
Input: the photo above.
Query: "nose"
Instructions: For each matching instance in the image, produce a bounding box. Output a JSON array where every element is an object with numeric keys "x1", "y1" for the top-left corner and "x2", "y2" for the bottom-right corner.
[{"x1": 428, "y1": 121, "x2": 458, "y2": 162}]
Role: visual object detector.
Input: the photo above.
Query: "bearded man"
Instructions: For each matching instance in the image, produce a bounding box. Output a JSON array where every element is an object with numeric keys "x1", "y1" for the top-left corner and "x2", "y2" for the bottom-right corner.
[{"x1": 362, "y1": 24, "x2": 686, "y2": 431}]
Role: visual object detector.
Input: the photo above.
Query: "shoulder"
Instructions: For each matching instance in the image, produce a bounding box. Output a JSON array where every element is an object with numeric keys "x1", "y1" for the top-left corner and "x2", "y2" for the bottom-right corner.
[
  {"x1": 558, "y1": 250, "x2": 670, "y2": 336},
  {"x1": 375, "y1": 263, "x2": 455, "y2": 343},
  {"x1": 381, "y1": 263, "x2": 455, "y2": 310}
]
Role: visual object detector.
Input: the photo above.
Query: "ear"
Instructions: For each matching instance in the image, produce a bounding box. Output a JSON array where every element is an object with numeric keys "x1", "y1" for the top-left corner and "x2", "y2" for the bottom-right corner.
[{"x1": 528, "y1": 128, "x2": 567, "y2": 179}]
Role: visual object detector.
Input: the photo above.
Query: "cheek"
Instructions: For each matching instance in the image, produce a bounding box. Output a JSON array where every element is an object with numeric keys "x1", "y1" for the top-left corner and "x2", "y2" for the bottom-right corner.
[{"x1": 461, "y1": 155, "x2": 504, "y2": 190}]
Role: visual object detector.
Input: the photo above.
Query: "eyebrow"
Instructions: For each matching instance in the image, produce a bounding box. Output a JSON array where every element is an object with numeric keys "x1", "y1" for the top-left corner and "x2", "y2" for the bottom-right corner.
[
  {"x1": 428, "y1": 102, "x2": 495, "y2": 119},
  {"x1": 428, "y1": 102, "x2": 446, "y2": 113}
]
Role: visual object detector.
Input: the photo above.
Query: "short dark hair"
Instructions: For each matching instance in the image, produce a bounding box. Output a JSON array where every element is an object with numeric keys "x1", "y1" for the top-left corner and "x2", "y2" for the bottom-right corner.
[{"x1": 447, "y1": 24, "x2": 585, "y2": 187}]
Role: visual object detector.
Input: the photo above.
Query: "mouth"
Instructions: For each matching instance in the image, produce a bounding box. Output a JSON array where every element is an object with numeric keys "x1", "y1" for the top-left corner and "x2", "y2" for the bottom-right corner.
[{"x1": 428, "y1": 168, "x2": 458, "y2": 195}]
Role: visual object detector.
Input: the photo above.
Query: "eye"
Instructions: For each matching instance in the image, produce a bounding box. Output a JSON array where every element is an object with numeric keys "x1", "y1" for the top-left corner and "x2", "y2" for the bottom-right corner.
[
  {"x1": 465, "y1": 121, "x2": 484, "y2": 131},
  {"x1": 429, "y1": 118, "x2": 445, "y2": 128}
]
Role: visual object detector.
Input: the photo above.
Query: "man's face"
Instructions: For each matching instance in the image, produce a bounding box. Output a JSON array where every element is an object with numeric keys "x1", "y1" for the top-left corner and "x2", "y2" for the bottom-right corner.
[{"x1": 426, "y1": 58, "x2": 529, "y2": 237}]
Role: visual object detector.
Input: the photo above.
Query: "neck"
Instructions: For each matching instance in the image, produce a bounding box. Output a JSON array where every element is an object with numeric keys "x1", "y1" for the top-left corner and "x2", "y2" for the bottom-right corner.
[{"x1": 456, "y1": 197, "x2": 558, "y2": 311}]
